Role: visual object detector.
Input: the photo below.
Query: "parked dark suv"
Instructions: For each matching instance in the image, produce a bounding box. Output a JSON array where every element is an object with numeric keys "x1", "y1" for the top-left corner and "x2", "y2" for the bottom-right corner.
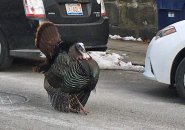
[{"x1": 0, "y1": 0, "x2": 109, "y2": 70}]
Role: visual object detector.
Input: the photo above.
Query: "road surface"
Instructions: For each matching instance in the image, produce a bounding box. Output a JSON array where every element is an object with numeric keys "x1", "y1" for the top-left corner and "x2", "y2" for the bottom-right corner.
[{"x1": 0, "y1": 60, "x2": 185, "y2": 130}]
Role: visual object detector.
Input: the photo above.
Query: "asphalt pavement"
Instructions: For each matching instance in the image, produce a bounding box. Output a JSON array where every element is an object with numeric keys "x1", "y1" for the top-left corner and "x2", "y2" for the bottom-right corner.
[
  {"x1": 1, "y1": 66, "x2": 185, "y2": 130},
  {"x1": 107, "y1": 39, "x2": 149, "y2": 65},
  {"x1": 1, "y1": 40, "x2": 185, "y2": 130}
]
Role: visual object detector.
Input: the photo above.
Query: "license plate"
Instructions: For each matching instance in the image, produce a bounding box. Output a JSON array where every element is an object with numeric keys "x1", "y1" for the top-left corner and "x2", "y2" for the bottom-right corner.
[{"x1": 65, "y1": 3, "x2": 83, "y2": 15}]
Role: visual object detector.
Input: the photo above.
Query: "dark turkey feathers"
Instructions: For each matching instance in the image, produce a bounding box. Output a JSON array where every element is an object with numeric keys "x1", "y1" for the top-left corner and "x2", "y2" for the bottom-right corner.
[
  {"x1": 33, "y1": 21, "x2": 62, "y2": 73},
  {"x1": 44, "y1": 78, "x2": 91, "y2": 113},
  {"x1": 45, "y1": 51, "x2": 99, "y2": 93},
  {"x1": 35, "y1": 22, "x2": 100, "y2": 114},
  {"x1": 35, "y1": 21, "x2": 61, "y2": 59},
  {"x1": 44, "y1": 45, "x2": 99, "y2": 113}
]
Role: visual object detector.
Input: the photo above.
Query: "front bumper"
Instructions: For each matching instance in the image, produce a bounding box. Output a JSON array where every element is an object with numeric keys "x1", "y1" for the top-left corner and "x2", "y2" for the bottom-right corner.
[
  {"x1": 143, "y1": 32, "x2": 182, "y2": 85},
  {"x1": 55, "y1": 17, "x2": 109, "y2": 51},
  {"x1": 143, "y1": 57, "x2": 156, "y2": 81},
  {"x1": 143, "y1": 37, "x2": 156, "y2": 81}
]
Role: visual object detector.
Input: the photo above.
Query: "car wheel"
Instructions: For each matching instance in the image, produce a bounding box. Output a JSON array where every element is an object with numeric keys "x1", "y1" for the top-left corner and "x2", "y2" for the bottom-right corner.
[
  {"x1": 175, "y1": 58, "x2": 185, "y2": 98},
  {"x1": 0, "y1": 31, "x2": 13, "y2": 70}
]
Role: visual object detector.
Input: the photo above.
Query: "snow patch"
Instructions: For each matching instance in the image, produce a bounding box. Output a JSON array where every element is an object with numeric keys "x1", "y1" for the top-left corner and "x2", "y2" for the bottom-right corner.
[
  {"x1": 109, "y1": 35, "x2": 122, "y2": 40},
  {"x1": 109, "y1": 35, "x2": 143, "y2": 42},
  {"x1": 89, "y1": 51, "x2": 144, "y2": 72}
]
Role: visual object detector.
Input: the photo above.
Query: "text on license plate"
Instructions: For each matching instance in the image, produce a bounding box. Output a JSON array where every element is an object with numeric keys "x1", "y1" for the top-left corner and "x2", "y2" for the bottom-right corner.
[{"x1": 65, "y1": 3, "x2": 83, "y2": 15}]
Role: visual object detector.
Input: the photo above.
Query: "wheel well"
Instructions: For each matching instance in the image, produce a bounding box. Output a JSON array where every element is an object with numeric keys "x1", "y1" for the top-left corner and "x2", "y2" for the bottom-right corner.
[{"x1": 171, "y1": 48, "x2": 185, "y2": 85}]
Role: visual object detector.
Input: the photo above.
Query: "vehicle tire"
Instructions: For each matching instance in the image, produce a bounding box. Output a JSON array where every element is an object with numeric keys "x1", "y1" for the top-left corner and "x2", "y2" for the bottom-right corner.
[
  {"x1": 175, "y1": 58, "x2": 185, "y2": 98},
  {"x1": 0, "y1": 31, "x2": 13, "y2": 70}
]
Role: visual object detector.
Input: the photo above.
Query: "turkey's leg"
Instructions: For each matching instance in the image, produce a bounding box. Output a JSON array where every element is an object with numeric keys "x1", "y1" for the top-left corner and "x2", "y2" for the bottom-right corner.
[
  {"x1": 69, "y1": 107, "x2": 78, "y2": 113},
  {"x1": 74, "y1": 95, "x2": 89, "y2": 115}
]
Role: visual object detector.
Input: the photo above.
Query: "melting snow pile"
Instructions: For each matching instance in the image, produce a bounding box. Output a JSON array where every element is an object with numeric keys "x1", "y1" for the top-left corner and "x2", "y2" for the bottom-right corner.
[
  {"x1": 109, "y1": 35, "x2": 122, "y2": 40},
  {"x1": 89, "y1": 51, "x2": 144, "y2": 72},
  {"x1": 109, "y1": 35, "x2": 143, "y2": 42}
]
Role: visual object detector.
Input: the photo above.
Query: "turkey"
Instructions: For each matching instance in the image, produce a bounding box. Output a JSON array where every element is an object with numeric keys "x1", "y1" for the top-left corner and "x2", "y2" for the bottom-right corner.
[{"x1": 34, "y1": 22, "x2": 100, "y2": 114}]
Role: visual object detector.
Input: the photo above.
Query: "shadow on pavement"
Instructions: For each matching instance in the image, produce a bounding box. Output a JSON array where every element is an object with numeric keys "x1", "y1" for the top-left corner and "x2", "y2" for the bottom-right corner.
[
  {"x1": 144, "y1": 87, "x2": 185, "y2": 105},
  {"x1": 2, "y1": 58, "x2": 43, "y2": 72},
  {"x1": 126, "y1": 80, "x2": 185, "y2": 105}
]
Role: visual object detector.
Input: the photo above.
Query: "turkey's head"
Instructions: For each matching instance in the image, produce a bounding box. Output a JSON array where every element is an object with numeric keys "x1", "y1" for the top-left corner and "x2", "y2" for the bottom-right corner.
[
  {"x1": 68, "y1": 42, "x2": 90, "y2": 60},
  {"x1": 75, "y1": 42, "x2": 90, "y2": 60}
]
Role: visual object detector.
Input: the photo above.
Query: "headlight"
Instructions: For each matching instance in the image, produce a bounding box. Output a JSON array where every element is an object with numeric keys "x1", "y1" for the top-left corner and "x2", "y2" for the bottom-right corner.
[{"x1": 156, "y1": 26, "x2": 176, "y2": 40}]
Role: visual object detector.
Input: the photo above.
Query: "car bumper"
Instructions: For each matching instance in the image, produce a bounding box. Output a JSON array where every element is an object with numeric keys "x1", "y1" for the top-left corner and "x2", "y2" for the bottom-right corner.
[
  {"x1": 143, "y1": 36, "x2": 173, "y2": 84},
  {"x1": 55, "y1": 17, "x2": 109, "y2": 51},
  {"x1": 143, "y1": 32, "x2": 183, "y2": 85},
  {"x1": 143, "y1": 58, "x2": 156, "y2": 81},
  {"x1": 143, "y1": 37, "x2": 156, "y2": 81}
]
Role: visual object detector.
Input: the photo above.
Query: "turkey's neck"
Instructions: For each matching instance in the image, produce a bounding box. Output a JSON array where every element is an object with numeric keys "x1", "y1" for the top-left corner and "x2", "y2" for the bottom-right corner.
[{"x1": 68, "y1": 45, "x2": 90, "y2": 60}]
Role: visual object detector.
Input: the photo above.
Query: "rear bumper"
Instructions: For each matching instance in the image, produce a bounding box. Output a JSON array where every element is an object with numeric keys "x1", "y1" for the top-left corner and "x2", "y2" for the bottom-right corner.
[{"x1": 55, "y1": 17, "x2": 109, "y2": 51}]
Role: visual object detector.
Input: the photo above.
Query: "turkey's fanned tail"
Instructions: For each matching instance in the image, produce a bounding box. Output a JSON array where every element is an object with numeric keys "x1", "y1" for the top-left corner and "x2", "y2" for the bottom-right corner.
[{"x1": 35, "y1": 22, "x2": 61, "y2": 59}]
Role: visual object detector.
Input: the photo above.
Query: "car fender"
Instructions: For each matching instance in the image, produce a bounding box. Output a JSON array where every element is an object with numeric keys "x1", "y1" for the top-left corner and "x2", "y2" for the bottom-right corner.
[{"x1": 149, "y1": 32, "x2": 185, "y2": 84}]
